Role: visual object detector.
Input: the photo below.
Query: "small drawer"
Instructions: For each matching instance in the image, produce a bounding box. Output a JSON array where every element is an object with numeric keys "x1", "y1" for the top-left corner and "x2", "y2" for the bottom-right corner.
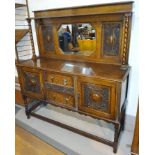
[
  {"x1": 47, "y1": 90, "x2": 75, "y2": 108},
  {"x1": 46, "y1": 72, "x2": 73, "y2": 87}
]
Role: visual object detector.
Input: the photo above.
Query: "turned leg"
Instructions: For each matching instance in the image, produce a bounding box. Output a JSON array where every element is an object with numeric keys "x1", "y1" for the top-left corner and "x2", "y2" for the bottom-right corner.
[
  {"x1": 113, "y1": 123, "x2": 119, "y2": 153},
  {"x1": 22, "y1": 95, "x2": 30, "y2": 119}
]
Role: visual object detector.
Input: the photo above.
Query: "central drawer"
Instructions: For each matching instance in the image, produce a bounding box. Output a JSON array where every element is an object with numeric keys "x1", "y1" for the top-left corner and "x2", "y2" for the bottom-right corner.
[
  {"x1": 45, "y1": 71, "x2": 75, "y2": 109},
  {"x1": 46, "y1": 72, "x2": 73, "y2": 88}
]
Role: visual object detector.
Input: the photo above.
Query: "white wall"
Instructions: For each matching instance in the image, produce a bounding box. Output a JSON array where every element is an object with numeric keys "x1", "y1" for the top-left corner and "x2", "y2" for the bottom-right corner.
[{"x1": 27, "y1": 0, "x2": 139, "y2": 116}]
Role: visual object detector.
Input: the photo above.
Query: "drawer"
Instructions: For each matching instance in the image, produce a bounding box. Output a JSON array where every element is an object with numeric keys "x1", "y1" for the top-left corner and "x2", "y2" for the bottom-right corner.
[
  {"x1": 78, "y1": 77, "x2": 116, "y2": 119},
  {"x1": 46, "y1": 72, "x2": 73, "y2": 87},
  {"x1": 19, "y1": 67, "x2": 44, "y2": 99},
  {"x1": 47, "y1": 90, "x2": 75, "y2": 108}
]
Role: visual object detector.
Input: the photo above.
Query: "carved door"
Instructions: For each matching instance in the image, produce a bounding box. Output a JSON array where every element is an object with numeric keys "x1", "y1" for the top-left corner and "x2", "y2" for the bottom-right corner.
[
  {"x1": 78, "y1": 77, "x2": 116, "y2": 119},
  {"x1": 20, "y1": 67, "x2": 44, "y2": 99}
]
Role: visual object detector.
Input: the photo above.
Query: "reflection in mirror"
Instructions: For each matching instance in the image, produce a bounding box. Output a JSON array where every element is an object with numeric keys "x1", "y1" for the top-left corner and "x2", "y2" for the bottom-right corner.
[{"x1": 58, "y1": 23, "x2": 96, "y2": 56}]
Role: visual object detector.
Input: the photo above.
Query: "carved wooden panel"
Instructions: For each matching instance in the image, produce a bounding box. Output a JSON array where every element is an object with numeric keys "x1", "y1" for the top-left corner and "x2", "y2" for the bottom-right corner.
[
  {"x1": 45, "y1": 83, "x2": 74, "y2": 95},
  {"x1": 23, "y1": 72, "x2": 41, "y2": 93},
  {"x1": 103, "y1": 23, "x2": 121, "y2": 56},
  {"x1": 46, "y1": 73, "x2": 73, "y2": 87},
  {"x1": 83, "y1": 84, "x2": 110, "y2": 112},
  {"x1": 41, "y1": 25, "x2": 54, "y2": 51},
  {"x1": 47, "y1": 90, "x2": 75, "y2": 108}
]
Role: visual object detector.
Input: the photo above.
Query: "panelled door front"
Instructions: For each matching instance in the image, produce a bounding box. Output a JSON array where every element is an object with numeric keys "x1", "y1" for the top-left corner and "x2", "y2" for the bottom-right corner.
[
  {"x1": 20, "y1": 67, "x2": 44, "y2": 99},
  {"x1": 78, "y1": 76, "x2": 117, "y2": 119}
]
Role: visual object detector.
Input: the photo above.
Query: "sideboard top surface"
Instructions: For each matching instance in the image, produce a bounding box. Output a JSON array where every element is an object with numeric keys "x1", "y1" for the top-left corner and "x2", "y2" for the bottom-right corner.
[{"x1": 17, "y1": 58, "x2": 130, "y2": 82}]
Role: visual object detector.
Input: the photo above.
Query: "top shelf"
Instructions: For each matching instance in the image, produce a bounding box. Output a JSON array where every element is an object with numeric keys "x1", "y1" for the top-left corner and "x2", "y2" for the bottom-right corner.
[{"x1": 15, "y1": 3, "x2": 26, "y2": 8}]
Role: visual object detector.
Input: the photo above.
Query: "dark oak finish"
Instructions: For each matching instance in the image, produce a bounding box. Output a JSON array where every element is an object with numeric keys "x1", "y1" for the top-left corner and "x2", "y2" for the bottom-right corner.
[
  {"x1": 16, "y1": 2, "x2": 133, "y2": 153},
  {"x1": 34, "y1": 13, "x2": 132, "y2": 65},
  {"x1": 34, "y1": 2, "x2": 133, "y2": 18},
  {"x1": 17, "y1": 58, "x2": 130, "y2": 82}
]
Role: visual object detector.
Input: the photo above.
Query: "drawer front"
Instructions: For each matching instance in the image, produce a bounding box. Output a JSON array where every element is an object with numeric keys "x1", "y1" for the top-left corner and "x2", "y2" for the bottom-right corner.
[
  {"x1": 78, "y1": 77, "x2": 116, "y2": 119},
  {"x1": 47, "y1": 90, "x2": 75, "y2": 108},
  {"x1": 46, "y1": 72, "x2": 73, "y2": 88},
  {"x1": 20, "y1": 68, "x2": 44, "y2": 98}
]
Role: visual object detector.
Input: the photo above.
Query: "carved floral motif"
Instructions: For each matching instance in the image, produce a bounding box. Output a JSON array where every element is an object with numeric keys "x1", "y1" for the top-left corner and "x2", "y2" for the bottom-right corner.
[
  {"x1": 83, "y1": 84, "x2": 109, "y2": 112},
  {"x1": 103, "y1": 23, "x2": 121, "y2": 56},
  {"x1": 24, "y1": 72, "x2": 41, "y2": 93},
  {"x1": 41, "y1": 25, "x2": 54, "y2": 51}
]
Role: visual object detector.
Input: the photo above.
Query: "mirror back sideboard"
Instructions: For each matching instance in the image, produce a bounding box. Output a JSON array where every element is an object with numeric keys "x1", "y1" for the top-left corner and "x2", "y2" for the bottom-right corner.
[{"x1": 16, "y1": 2, "x2": 133, "y2": 153}]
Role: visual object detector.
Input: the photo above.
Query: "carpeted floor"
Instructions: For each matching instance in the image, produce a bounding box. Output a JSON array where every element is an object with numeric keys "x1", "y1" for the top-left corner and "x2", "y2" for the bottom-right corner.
[{"x1": 15, "y1": 104, "x2": 134, "y2": 155}]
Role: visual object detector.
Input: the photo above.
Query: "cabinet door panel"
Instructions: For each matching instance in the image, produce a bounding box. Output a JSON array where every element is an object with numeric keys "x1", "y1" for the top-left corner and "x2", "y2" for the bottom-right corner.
[
  {"x1": 20, "y1": 67, "x2": 44, "y2": 99},
  {"x1": 78, "y1": 77, "x2": 116, "y2": 119}
]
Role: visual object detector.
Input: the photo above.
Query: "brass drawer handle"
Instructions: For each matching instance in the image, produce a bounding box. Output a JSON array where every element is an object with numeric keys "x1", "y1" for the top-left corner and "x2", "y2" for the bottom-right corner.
[
  {"x1": 50, "y1": 76, "x2": 54, "y2": 82},
  {"x1": 64, "y1": 79, "x2": 67, "y2": 85},
  {"x1": 64, "y1": 97, "x2": 69, "y2": 104}
]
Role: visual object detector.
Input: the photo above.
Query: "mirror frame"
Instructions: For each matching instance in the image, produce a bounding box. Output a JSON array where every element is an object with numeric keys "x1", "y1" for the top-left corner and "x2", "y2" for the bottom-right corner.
[{"x1": 35, "y1": 4, "x2": 132, "y2": 65}]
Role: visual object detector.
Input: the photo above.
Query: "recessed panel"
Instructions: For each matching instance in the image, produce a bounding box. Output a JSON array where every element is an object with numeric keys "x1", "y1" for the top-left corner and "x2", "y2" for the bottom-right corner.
[
  {"x1": 103, "y1": 23, "x2": 121, "y2": 56},
  {"x1": 23, "y1": 72, "x2": 41, "y2": 93},
  {"x1": 83, "y1": 84, "x2": 110, "y2": 112},
  {"x1": 41, "y1": 25, "x2": 54, "y2": 52}
]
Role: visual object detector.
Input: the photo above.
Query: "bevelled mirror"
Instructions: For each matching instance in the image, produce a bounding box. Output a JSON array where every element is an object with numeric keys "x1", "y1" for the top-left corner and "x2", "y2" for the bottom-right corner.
[{"x1": 58, "y1": 23, "x2": 96, "y2": 56}]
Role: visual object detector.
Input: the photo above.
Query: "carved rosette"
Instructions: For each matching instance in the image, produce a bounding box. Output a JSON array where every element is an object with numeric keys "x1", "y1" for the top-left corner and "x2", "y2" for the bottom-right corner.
[
  {"x1": 83, "y1": 84, "x2": 109, "y2": 112},
  {"x1": 24, "y1": 72, "x2": 41, "y2": 93},
  {"x1": 122, "y1": 14, "x2": 130, "y2": 65}
]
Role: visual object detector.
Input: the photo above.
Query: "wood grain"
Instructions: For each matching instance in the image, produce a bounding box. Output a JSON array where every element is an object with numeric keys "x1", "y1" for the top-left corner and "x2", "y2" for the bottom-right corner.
[
  {"x1": 16, "y1": 125, "x2": 65, "y2": 155},
  {"x1": 17, "y1": 58, "x2": 130, "y2": 82},
  {"x1": 34, "y1": 2, "x2": 133, "y2": 18}
]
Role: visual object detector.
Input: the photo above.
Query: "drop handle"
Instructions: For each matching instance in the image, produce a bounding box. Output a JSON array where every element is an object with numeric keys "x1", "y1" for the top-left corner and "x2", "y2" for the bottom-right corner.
[
  {"x1": 64, "y1": 97, "x2": 69, "y2": 104},
  {"x1": 50, "y1": 76, "x2": 54, "y2": 82},
  {"x1": 64, "y1": 79, "x2": 67, "y2": 86}
]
